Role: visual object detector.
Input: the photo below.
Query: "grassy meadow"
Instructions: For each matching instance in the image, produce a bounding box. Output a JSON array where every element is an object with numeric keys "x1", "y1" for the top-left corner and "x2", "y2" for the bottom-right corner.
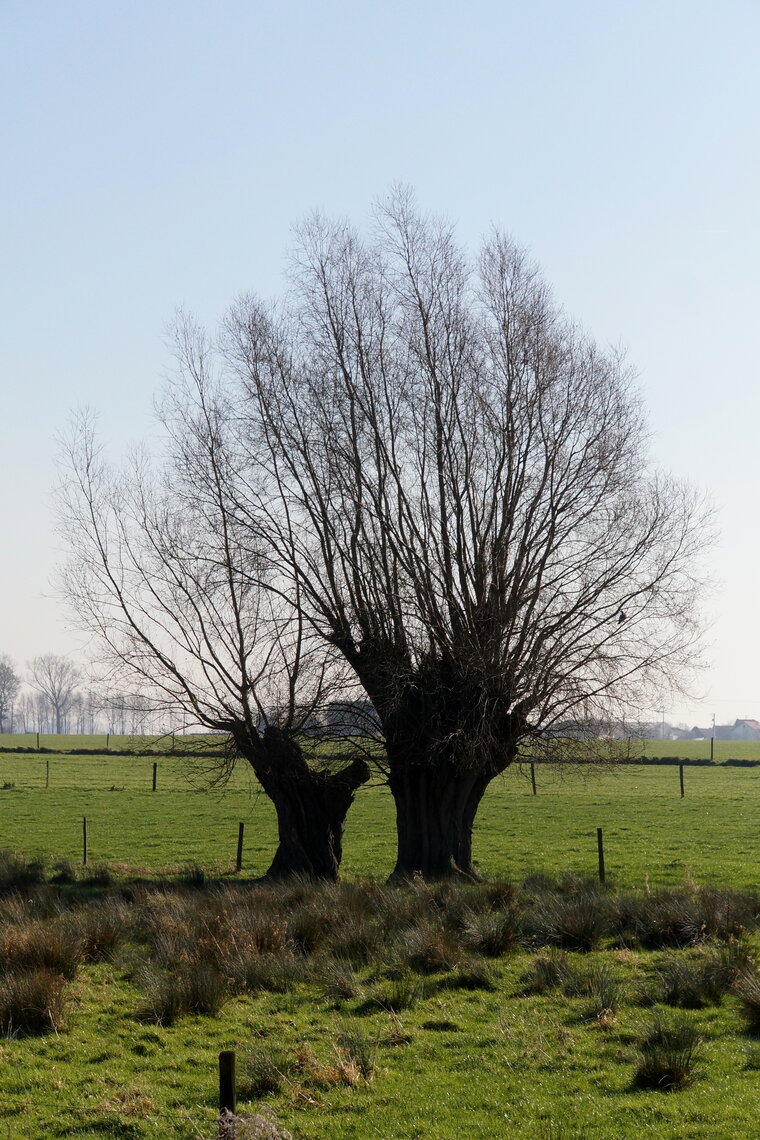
[
  {"x1": 1, "y1": 739, "x2": 760, "y2": 1137},
  {"x1": 0, "y1": 745, "x2": 759, "y2": 887}
]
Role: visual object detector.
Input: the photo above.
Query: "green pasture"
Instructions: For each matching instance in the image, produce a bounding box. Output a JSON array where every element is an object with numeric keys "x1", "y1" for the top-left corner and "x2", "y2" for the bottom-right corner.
[
  {"x1": 0, "y1": 732, "x2": 226, "y2": 753},
  {"x1": 5, "y1": 945, "x2": 760, "y2": 1139},
  {"x1": 3, "y1": 748, "x2": 760, "y2": 1137},
  {"x1": 3, "y1": 731, "x2": 760, "y2": 762},
  {"x1": 0, "y1": 752, "x2": 760, "y2": 888}
]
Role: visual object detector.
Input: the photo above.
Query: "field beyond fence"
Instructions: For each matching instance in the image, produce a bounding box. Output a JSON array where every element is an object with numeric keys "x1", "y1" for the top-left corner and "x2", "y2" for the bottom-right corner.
[{"x1": 0, "y1": 738, "x2": 760, "y2": 888}]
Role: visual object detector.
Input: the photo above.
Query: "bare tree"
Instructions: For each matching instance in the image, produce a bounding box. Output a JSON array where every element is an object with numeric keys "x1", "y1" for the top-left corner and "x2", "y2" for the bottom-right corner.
[
  {"x1": 0, "y1": 655, "x2": 20, "y2": 732},
  {"x1": 28, "y1": 655, "x2": 80, "y2": 735},
  {"x1": 57, "y1": 393, "x2": 369, "y2": 880},
  {"x1": 219, "y1": 189, "x2": 709, "y2": 879}
]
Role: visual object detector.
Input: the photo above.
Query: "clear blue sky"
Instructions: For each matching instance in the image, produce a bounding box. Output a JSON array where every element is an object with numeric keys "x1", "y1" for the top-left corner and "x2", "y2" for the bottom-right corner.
[{"x1": 3, "y1": 0, "x2": 759, "y2": 727}]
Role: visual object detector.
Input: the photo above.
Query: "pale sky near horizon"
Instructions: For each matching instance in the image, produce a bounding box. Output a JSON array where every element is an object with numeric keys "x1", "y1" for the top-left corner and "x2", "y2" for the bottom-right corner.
[{"x1": 2, "y1": 0, "x2": 759, "y2": 729}]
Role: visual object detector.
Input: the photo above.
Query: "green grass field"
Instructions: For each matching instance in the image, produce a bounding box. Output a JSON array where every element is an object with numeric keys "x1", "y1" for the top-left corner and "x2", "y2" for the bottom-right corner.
[
  {"x1": 0, "y1": 751, "x2": 759, "y2": 888},
  {"x1": 2, "y1": 745, "x2": 760, "y2": 1138},
  {"x1": 2, "y1": 731, "x2": 758, "y2": 762},
  {"x1": 0, "y1": 732, "x2": 227, "y2": 753}
]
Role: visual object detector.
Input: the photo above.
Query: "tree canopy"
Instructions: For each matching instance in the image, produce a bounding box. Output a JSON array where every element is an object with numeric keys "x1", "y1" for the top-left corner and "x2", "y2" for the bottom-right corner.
[{"x1": 60, "y1": 190, "x2": 709, "y2": 879}]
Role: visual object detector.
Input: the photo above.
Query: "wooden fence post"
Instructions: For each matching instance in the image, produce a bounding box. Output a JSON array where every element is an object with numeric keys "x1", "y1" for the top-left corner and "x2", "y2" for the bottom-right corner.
[
  {"x1": 45, "y1": 759, "x2": 49, "y2": 789},
  {"x1": 597, "y1": 827, "x2": 605, "y2": 884},
  {"x1": 219, "y1": 1050, "x2": 236, "y2": 1116},
  {"x1": 236, "y1": 822, "x2": 245, "y2": 873},
  {"x1": 679, "y1": 763, "x2": 685, "y2": 798},
  {"x1": 152, "y1": 762, "x2": 157, "y2": 792},
  {"x1": 83, "y1": 817, "x2": 88, "y2": 867},
  {"x1": 530, "y1": 762, "x2": 537, "y2": 796}
]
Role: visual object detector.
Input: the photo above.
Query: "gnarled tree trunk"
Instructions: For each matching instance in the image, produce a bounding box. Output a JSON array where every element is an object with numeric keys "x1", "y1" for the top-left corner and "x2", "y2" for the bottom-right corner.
[
  {"x1": 387, "y1": 747, "x2": 517, "y2": 880},
  {"x1": 235, "y1": 726, "x2": 369, "y2": 880}
]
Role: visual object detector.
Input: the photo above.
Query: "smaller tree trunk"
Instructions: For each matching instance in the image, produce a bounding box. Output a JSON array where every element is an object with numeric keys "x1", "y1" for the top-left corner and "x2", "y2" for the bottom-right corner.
[{"x1": 235, "y1": 726, "x2": 369, "y2": 880}]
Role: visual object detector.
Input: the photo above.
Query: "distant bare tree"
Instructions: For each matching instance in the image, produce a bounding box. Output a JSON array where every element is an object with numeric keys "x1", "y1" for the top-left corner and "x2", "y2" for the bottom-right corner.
[
  {"x1": 28, "y1": 655, "x2": 80, "y2": 735},
  {"x1": 58, "y1": 397, "x2": 369, "y2": 880},
  {"x1": 0, "y1": 655, "x2": 20, "y2": 732},
  {"x1": 219, "y1": 189, "x2": 710, "y2": 879}
]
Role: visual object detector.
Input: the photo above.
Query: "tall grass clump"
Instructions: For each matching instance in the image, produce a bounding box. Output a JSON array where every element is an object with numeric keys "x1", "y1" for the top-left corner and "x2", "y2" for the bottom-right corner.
[
  {"x1": 335, "y1": 1024, "x2": 377, "y2": 1080},
  {"x1": 650, "y1": 942, "x2": 753, "y2": 1009},
  {"x1": 0, "y1": 850, "x2": 46, "y2": 892},
  {"x1": 217, "y1": 1107, "x2": 293, "y2": 1140},
  {"x1": 241, "y1": 1044, "x2": 297, "y2": 1098},
  {"x1": 363, "y1": 969, "x2": 429, "y2": 1014},
  {"x1": 632, "y1": 1011, "x2": 703, "y2": 1091},
  {"x1": 462, "y1": 907, "x2": 521, "y2": 956},
  {"x1": 525, "y1": 885, "x2": 611, "y2": 951},
  {"x1": 63, "y1": 897, "x2": 133, "y2": 962},
  {"x1": 614, "y1": 886, "x2": 758, "y2": 950},
  {"x1": 560, "y1": 959, "x2": 625, "y2": 1021},
  {"x1": 0, "y1": 920, "x2": 80, "y2": 979},
  {"x1": 402, "y1": 920, "x2": 462, "y2": 974},
  {"x1": 0, "y1": 968, "x2": 68, "y2": 1036},
  {"x1": 733, "y1": 970, "x2": 760, "y2": 1034},
  {"x1": 522, "y1": 950, "x2": 572, "y2": 994},
  {"x1": 321, "y1": 957, "x2": 361, "y2": 1004},
  {"x1": 136, "y1": 958, "x2": 228, "y2": 1024}
]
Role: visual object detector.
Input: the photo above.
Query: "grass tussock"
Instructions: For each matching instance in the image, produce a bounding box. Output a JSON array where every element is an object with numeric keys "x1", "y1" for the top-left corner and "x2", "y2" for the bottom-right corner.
[
  {"x1": 732, "y1": 969, "x2": 760, "y2": 1034},
  {"x1": 63, "y1": 897, "x2": 133, "y2": 962},
  {"x1": 632, "y1": 1011, "x2": 703, "y2": 1091},
  {"x1": 241, "y1": 1032, "x2": 375, "y2": 1103},
  {"x1": 0, "y1": 850, "x2": 46, "y2": 892},
  {"x1": 136, "y1": 959, "x2": 228, "y2": 1025},
  {"x1": 0, "y1": 968, "x2": 68, "y2": 1036},
  {"x1": 613, "y1": 885, "x2": 757, "y2": 949},
  {"x1": 560, "y1": 959, "x2": 626, "y2": 1021},
  {"x1": 525, "y1": 886, "x2": 611, "y2": 951},
  {"x1": 0, "y1": 920, "x2": 80, "y2": 980}
]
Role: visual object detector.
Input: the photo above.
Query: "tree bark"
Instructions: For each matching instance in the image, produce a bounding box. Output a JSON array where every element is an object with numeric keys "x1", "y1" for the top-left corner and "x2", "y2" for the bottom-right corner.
[
  {"x1": 234, "y1": 727, "x2": 369, "y2": 881},
  {"x1": 357, "y1": 654, "x2": 522, "y2": 881},
  {"x1": 387, "y1": 758, "x2": 502, "y2": 881}
]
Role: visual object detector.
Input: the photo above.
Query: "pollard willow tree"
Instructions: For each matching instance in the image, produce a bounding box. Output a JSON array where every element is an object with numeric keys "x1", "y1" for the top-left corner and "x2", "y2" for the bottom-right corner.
[
  {"x1": 221, "y1": 190, "x2": 708, "y2": 880},
  {"x1": 58, "y1": 359, "x2": 369, "y2": 880}
]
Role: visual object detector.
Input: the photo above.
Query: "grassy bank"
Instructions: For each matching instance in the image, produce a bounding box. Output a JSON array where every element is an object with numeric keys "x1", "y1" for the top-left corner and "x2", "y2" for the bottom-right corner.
[{"x1": 1, "y1": 869, "x2": 760, "y2": 1138}]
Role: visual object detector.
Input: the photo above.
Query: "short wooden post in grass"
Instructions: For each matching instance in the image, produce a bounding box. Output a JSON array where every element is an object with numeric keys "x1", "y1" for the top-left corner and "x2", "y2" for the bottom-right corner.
[
  {"x1": 219, "y1": 1050, "x2": 236, "y2": 1116},
  {"x1": 82, "y1": 817, "x2": 88, "y2": 867},
  {"x1": 36, "y1": 732, "x2": 40, "y2": 750},
  {"x1": 152, "y1": 761, "x2": 157, "y2": 792},
  {"x1": 105, "y1": 733, "x2": 109, "y2": 750},
  {"x1": 45, "y1": 759, "x2": 49, "y2": 789},
  {"x1": 530, "y1": 762, "x2": 537, "y2": 796},
  {"x1": 679, "y1": 762, "x2": 685, "y2": 798},
  {"x1": 236, "y1": 822, "x2": 245, "y2": 873},
  {"x1": 597, "y1": 827, "x2": 605, "y2": 884}
]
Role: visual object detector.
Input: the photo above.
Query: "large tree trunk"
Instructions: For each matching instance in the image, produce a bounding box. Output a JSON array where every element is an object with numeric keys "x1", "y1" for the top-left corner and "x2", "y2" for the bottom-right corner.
[
  {"x1": 235, "y1": 726, "x2": 369, "y2": 881},
  {"x1": 357, "y1": 653, "x2": 523, "y2": 881},
  {"x1": 388, "y1": 758, "x2": 499, "y2": 880}
]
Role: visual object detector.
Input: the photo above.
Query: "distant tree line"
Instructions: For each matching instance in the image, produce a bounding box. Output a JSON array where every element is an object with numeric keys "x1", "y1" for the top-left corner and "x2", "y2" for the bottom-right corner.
[
  {"x1": 0, "y1": 652, "x2": 379, "y2": 739},
  {"x1": 0, "y1": 653, "x2": 176, "y2": 736}
]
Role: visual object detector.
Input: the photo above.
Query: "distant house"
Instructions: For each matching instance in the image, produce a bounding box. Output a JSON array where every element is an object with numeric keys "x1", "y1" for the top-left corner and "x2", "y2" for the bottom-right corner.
[
  {"x1": 326, "y1": 699, "x2": 381, "y2": 737},
  {"x1": 728, "y1": 719, "x2": 760, "y2": 741},
  {"x1": 690, "y1": 718, "x2": 760, "y2": 742}
]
